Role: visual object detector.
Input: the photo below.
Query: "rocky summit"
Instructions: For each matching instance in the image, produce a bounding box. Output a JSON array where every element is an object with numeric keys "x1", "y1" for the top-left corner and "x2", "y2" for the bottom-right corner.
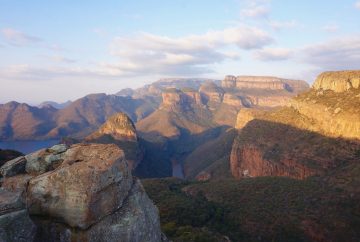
[
  {"x1": 86, "y1": 112, "x2": 137, "y2": 142},
  {"x1": 0, "y1": 143, "x2": 164, "y2": 242}
]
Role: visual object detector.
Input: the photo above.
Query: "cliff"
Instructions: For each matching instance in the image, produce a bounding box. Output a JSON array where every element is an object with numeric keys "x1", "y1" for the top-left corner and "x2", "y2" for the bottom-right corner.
[
  {"x1": 230, "y1": 116, "x2": 360, "y2": 180},
  {"x1": 313, "y1": 70, "x2": 360, "y2": 92},
  {"x1": 199, "y1": 82, "x2": 225, "y2": 107},
  {"x1": 230, "y1": 71, "x2": 360, "y2": 180},
  {"x1": 0, "y1": 143, "x2": 165, "y2": 242},
  {"x1": 222, "y1": 75, "x2": 309, "y2": 92}
]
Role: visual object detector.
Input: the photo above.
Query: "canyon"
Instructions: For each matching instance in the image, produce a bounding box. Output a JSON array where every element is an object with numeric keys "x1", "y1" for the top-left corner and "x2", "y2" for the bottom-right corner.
[{"x1": 1, "y1": 71, "x2": 360, "y2": 241}]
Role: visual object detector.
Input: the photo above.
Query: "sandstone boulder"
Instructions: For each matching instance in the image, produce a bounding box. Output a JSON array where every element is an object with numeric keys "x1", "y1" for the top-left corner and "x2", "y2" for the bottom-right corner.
[
  {"x1": 32, "y1": 180, "x2": 162, "y2": 242},
  {"x1": 27, "y1": 143, "x2": 133, "y2": 229}
]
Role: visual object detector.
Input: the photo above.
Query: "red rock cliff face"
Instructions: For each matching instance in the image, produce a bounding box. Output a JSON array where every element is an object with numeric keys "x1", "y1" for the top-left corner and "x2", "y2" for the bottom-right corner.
[
  {"x1": 230, "y1": 144, "x2": 317, "y2": 179},
  {"x1": 230, "y1": 116, "x2": 360, "y2": 180}
]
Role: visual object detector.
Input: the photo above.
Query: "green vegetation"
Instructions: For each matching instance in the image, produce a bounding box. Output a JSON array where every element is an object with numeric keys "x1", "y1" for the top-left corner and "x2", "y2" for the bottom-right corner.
[
  {"x1": 142, "y1": 178, "x2": 238, "y2": 241},
  {"x1": 143, "y1": 175, "x2": 360, "y2": 242}
]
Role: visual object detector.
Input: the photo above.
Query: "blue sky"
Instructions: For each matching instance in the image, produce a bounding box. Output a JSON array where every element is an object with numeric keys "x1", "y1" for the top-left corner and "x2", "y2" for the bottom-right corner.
[{"x1": 0, "y1": 0, "x2": 359, "y2": 104}]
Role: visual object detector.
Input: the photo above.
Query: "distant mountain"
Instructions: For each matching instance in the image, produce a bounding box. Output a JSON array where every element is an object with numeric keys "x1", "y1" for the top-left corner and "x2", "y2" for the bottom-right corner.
[
  {"x1": 38, "y1": 100, "x2": 72, "y2": 109},
  {"x1": 0, "y1": 94, "x2": 158, "y2": 140},
  {"x1": 0, "y1": 101, "x2": 57, "y2": 140},
  {"x1": 0, "y1": 76, "x2": 308, "y2": 142}
]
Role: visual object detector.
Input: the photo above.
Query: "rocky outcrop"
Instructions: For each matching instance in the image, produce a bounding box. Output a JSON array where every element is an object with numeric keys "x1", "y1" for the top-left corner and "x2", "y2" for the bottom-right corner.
[
  {"x1": 288, "y1": 71, "x2": 360, "y2": 140},
  {"x1": 222, "y1": 93, "x2": 243, "y2": 107},
  {"x1": 160, "y1": 88, "x2": 204, "y2": 111},
  {"x1": 86, "y1": 112, "x2": 137, "y2": 142},
  {"x1": 85, "y1": 113, "x2": 143, "y2": 170},
  {"x1": 0, "y1": 143, "x2": 163, "y2": 242},
  {"x1": 313, "y1": 70, "x2": 360, "y2": 92},
  {"x1": 246, "y1": 95, "x2": 291, "y2": 107},
  {"x1": 199, "y1": 82, "x2": 224, "y2": 107},
  {"x1": 235, "y1": 109, "x2": 259, "y2": 129}
]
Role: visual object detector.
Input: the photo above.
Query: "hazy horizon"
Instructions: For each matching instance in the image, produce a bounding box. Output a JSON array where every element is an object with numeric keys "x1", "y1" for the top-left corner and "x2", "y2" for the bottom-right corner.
[{"x1": 1, "y1": 0, "x2": 360, "y2": 104}]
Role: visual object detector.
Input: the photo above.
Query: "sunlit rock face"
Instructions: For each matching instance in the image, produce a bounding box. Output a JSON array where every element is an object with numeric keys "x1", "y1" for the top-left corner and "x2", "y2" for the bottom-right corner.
[
  {"x1": 313, "y1": 70, "x2": 360, "y2": 93},
  {"x1": 221, "y1": 75, "x2": 309, "y2": 92},
  {"x1": 86, "y1": 112, "x2": 137, "y2": 142},
  {"x1": 0, "y1": 143, "x2": 164, "y2": 242},
  {"x1": 230, "y1": 71, "x2": 360, "y2": 180}
]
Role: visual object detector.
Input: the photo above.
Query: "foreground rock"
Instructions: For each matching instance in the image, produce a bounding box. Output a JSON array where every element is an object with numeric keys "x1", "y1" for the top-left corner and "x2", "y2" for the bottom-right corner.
[{"x1": 0, "y1": 143, "x2": 163, "y2": 242}]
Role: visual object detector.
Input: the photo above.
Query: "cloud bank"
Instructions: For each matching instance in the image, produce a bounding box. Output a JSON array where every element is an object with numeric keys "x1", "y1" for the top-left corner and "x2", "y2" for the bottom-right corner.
[
  {"x1": 107, "y1": 25, "x2": 273, "y2": 76},
  {"x1": 1, "y1": 28, "x2": 42, "y2": 46}
]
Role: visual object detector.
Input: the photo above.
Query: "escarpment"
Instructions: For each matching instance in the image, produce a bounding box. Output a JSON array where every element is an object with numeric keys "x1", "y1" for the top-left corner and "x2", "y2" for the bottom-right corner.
[
  {"x1": 0, "y1": 143, "x2": 164, "y2": 242},
  {"x1": 231, "y1": 70, "x2": 360, "y2": 180},
  {"x1": 222, "y1": 75, "x2": 309, "y2": 92}
]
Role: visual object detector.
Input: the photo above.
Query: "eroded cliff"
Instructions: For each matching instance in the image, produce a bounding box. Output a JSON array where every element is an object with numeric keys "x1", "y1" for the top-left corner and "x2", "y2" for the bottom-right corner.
[{"x1": 231, "y1": 70, "x2": 360, "y2": 180}]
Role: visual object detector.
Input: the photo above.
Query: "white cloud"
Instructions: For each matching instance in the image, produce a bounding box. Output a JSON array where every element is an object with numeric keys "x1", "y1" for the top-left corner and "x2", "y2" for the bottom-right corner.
[
  {"x1": 254, "y1": 48, "x2": 293, "y2": 61},
  {"x1": 301, "y1": 36, "x2": 360, "y2": 70},
  {"x1": 355, "y1": 1, "x2": 360, "y2": 9},
  {"x1": 107, "y1": 25, "x2": 273, "y2": 76},
  {"x1": 1, "y1": 28, "x2": 42, "y2": 46}
]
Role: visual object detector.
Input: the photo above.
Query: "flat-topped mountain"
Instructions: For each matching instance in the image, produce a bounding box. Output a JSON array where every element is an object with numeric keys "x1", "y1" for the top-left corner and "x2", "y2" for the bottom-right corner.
[{"x1": 222, "y1": 75, "x2": 309, "y2": 93}]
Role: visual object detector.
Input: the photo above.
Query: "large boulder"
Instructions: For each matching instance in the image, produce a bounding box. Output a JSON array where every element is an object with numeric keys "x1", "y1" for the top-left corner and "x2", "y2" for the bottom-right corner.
[
  {"x1": 32, "y1": 180, "x2": 163, "y2": 242},
  {"x1": 0, "y1": 143, "x2": 164, "y2": 242},
  {"x1": 26, "y1": 143, "x2": 132, "y2": 229}
]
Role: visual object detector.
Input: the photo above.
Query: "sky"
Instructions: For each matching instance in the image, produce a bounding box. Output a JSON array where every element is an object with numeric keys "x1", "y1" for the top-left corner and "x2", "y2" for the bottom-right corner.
[{"x1": 0, "y1": 0, "x2": 359, "y2": 104}]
